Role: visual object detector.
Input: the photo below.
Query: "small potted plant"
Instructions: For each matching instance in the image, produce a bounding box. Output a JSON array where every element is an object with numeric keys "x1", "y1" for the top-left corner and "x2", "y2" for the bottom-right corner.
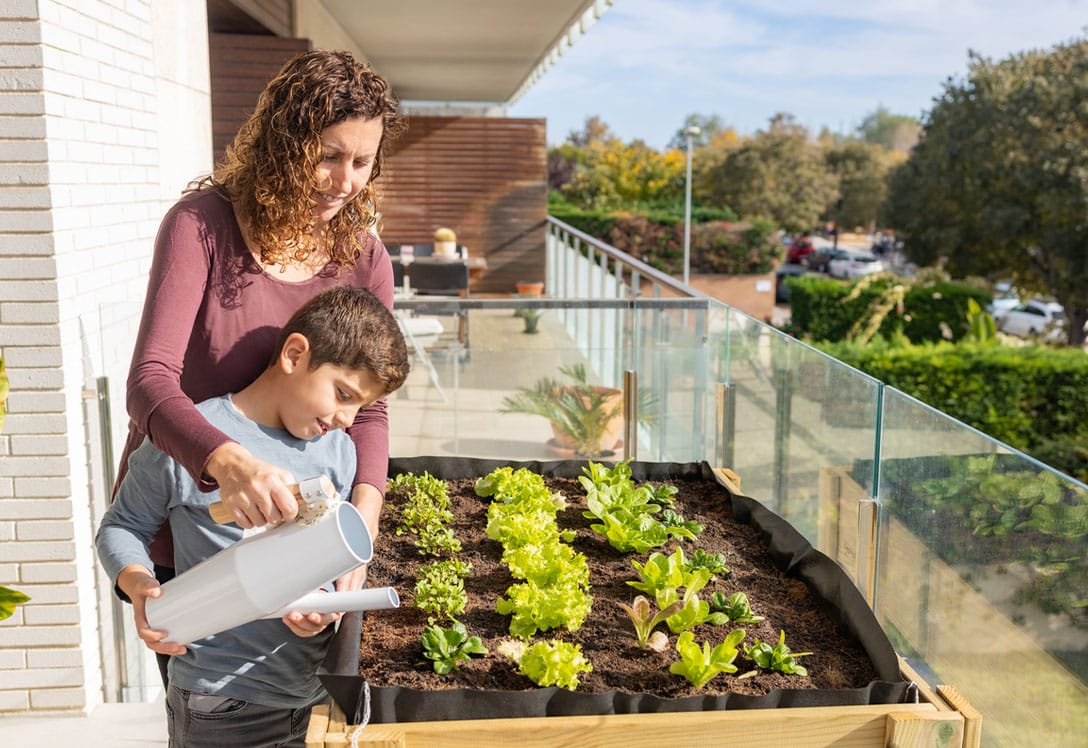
[
  {"x1": 515, "y1": 307, "x2": 543, "y2": 334},
  {"x1": 500, "y1": 364, "x2": 656, "y2": 457},
  {"x1": 434, "y1": 227, "x2": 458, "y2": 257}
]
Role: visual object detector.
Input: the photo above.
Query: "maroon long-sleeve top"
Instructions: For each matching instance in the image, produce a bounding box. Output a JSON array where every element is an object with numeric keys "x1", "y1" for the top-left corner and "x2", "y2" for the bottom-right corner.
[{"x1": 120, "y1": 188, "x2": 395, "y2": 566}]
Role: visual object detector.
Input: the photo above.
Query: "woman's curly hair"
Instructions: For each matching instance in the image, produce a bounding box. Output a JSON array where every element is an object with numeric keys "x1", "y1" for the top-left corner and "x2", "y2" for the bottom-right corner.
[{"x1": 199, "y1": 50, "x2": 405, "y2": 268}]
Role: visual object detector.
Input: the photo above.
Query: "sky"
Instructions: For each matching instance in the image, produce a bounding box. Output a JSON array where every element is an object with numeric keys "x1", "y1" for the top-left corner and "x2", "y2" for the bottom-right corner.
[{"x1": 508, "y1": 0, "x2": 1088, "y2": 150}]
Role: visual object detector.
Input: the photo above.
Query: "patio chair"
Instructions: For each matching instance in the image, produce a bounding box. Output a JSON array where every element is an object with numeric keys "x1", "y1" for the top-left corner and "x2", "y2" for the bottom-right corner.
[{"x1": 406, "y1": 261, "x2": 471, "y2": 348}]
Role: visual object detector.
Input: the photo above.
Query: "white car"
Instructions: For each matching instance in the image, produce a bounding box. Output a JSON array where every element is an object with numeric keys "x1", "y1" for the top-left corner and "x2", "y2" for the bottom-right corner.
[
  {"x1": 987, "y1": 282, "x2": 1020, "y2": 319},
  {"x1": 997, "y1": 299, "x2": 1066, "y2": 341},
  {"x1": 828, "y1": 251, "x2": 885, "y2": 280}
]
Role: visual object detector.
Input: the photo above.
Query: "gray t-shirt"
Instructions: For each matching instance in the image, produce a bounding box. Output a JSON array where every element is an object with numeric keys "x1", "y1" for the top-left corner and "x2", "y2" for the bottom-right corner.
[{"x1": 97, "y1": 394, "x2": 357, "y2": 708}]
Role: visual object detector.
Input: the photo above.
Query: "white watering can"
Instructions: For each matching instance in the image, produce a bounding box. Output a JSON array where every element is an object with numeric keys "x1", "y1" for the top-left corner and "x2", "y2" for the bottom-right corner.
[{"x1": 146, "y1": 485, "x2": 397, "y2": 645}]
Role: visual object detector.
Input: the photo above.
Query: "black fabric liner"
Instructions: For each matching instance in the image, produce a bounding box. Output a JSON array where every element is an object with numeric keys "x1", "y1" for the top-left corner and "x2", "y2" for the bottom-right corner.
[{"x1": 320, "y1": 457, "x2": 911, "y2": 724}]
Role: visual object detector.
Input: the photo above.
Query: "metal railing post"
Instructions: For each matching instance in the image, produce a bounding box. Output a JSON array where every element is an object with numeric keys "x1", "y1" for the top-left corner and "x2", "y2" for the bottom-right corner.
[
  {"x1": 623, "y1": 369, "x2": 638, "y2": 461},
  {"x1": 716, "y1": 382, "x2": 736, "y2": 469}
]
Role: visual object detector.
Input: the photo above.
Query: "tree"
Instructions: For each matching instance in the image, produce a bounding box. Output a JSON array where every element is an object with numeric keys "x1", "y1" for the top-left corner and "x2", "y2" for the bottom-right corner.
[
  {"x1": 701, "y1": 113, "x2": 839, "y2": 234},
  {"x1": 857, "y1": 105, "x2": 921, "y2": 152},
  {"x1": 549, "y1": 116, "x2": 686, "y2": 211},
  {"x1": 666, "y1": 113, "x2": 730, "y2": 150},
  {"x1": 565, "y1": 115, "x2": 617, "y2": 148},
  {"x1": 824, "y1": 140, "x2": 898, "y2": 232},
  {"x1": 884, "y1": 37, "x2": 1088, "y2": 345}
]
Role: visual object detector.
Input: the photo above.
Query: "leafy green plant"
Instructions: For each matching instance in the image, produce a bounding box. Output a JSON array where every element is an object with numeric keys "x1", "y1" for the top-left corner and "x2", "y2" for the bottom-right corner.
[
  {"x1": 499, "y1": 364, "x2": 656, "y2": 457},
  {"x1": 499, "y1": 639, "x2": 593, "y2": 690},
  {"x1": 388, "y1": 471, "x2": 459, "y2": 557},
  {"x1": 664, "y1": 592, "x2": 728, "y2": 633},
  {"x1": 581, "y1": 461, "x2": 692, "y2": 553},
  {"x1": 628, "y1": 547, "x2": 698, "y2": 598},
  {"x1": 669, "y1": 629, "x2": 746, "y2": 688},
  {"x1": 688, "y1": 548, "x2": 729, "y2": 576},
  {"x1": 627, "y1": 548, "x2": 727, "y2": 633},
  {"x1": 616, "y1": 595, "x2": 682, "y2": 651},
  {"x1": 478, "y1": 466, "x2": 592, "y2": 638},
  {"x1": 742, "y1": 630, "x2": 811, "y2": 676},
  {"x1": 421, "y1": 621, "x2": 488, "y2": 674},
  {"x1": 660, "y1": 508, "x2": 703, "y2": 538},
  {"x1": 414, "y1": 559, "x2": 472, "y2": 623},
  {"x1": 1, "y1": 585, "x2": 30, "y2": 622},
  {"x1": 496, "y1": 575, "x2": 592, "y2": 639},
  {"x1": 709, "y1": 591, "x2": 764, "y2": 624}
]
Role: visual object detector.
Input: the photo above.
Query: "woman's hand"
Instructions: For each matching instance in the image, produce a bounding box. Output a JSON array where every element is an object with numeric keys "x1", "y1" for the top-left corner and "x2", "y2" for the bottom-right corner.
[
  {"x1": 282, "y1": 609, "x2": 341, "y2": 638},
  {"x1": 205, "y1": 442, "x2": 297, "y2": 528},
  {"x1": 118, "y1": 565, "x2": 188, "y2": 656}
]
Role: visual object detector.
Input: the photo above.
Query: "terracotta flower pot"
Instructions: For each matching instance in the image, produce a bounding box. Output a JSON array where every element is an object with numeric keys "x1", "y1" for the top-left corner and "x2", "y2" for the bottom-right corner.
[{"x1": 516, "y1": 281, "x2": 544, "y2": 296}]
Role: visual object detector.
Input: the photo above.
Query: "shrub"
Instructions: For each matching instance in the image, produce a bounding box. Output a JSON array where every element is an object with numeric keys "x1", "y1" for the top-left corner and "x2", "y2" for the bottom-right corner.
[
  {"x1": 821, "y1": 340, "x2": 1088, "y2": 478},
  {"x1": 787, "y1": 276, "x2": 991, "y2": 344}
]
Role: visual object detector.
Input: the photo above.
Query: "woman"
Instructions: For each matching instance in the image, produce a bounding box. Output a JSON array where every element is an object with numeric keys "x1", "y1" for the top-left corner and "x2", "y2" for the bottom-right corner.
[{"x1": 119, "y1": 50, "x2": 404, "y2": 616}]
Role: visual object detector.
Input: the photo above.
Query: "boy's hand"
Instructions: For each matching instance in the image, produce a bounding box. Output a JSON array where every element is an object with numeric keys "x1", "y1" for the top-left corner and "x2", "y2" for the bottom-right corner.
[
  {"x1": 117, "y1": 565, "x2": 188, "y2": 656},
  {"x1": 205, "y1": 442, "x2": 297, "y2": 528},
  {"x1": 282, "y1": 609, "x2": 341, "y2": 638}
]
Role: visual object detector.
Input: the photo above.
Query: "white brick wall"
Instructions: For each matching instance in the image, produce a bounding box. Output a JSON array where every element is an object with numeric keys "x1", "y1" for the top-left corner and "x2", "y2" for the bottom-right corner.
[{"x1": 0, "y1": 0, "x2": 211, "y2": 715}]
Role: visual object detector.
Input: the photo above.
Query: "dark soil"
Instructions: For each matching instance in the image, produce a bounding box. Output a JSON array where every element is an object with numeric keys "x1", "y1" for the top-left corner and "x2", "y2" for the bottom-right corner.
[{"x1": 358, "y1": 475, "x2": 878, "y2": 699}]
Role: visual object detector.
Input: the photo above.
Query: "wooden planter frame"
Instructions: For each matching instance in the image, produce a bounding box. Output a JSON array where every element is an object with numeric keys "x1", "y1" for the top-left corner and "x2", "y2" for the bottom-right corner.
[{"x1": 305, "y1": 658, "x2": 979, "y2": 747}]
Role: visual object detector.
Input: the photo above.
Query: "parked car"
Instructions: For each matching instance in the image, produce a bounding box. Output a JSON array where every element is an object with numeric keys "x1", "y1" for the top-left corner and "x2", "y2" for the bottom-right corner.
[
  {"x1": 987, "y1": 281, "x2": 1021, "y2": 320},
  {"x1": 807, "y1": 246, "x2": 851, "y2": 274},
  {"x1": 775, "y1": 263, "x2": 809, "y2": 303},
  {"x1": 828, "y1": 250, "x2": 886, "y2": 280},
  {"x1": 996, "y1": 299, "x2": 1066, "y2": 341},
  {"x1": 786, "y1": 236, "x2": 816, "y2": 264}
]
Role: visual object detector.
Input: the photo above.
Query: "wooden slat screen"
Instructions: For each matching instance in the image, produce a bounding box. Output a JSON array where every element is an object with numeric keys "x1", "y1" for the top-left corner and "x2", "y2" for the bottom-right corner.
[
  {"x1": 208, "y1": 33, "x2": 312, "y2": 164},
  {"x1": 378, "y1": 116, "x2": 548, "y2": 294}
]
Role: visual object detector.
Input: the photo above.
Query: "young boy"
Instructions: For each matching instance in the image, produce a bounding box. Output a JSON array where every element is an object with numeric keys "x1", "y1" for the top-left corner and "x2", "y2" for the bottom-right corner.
[{"x1": 96, "y1": 286, "x2": 409, "y2": 747}]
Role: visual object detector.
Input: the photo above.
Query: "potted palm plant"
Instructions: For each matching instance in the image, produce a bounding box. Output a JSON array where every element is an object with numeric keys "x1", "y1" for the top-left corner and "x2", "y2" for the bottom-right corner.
[{"x1": 500, "y1": 364, "x2": 655, "y2": 457}]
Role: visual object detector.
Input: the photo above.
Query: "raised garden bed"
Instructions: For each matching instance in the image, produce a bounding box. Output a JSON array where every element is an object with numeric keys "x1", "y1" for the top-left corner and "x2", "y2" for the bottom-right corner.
[{"x1": 315, "y1": 458, "x2": 978, "y2": 746}]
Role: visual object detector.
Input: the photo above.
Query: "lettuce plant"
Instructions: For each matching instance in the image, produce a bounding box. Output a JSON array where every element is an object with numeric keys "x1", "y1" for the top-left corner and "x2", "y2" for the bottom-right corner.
[
  {"x1": 581, "y1": 461, "x2": 690, "y2": 552},
  {"x1": 478, "y1": 466, "x2": 592, "y2": 638},
  {"x1": 414, "y1": 559, "x2": 472, "y2": 622},
  {"x1": 687, "y1": 548, "x2": 729, "y2": 576},
  {"x1": 669, "y1": 629, "x2": 746, "y2": 688},
  {"x1": 421, "y1": 621, "x2": 488, "y2": 674},
  {"x1": 742, "y1": 630, "x2": 811, "y2": 676},
  {"x1": 616, "y1": 595, "x2": 683, "y2": 651},
  {"x1": 709, "y1": 591, "x2": 764, "y2": 624},
  {"x1": 499, "y1": 639, "x2": 593, "y2": 690}
]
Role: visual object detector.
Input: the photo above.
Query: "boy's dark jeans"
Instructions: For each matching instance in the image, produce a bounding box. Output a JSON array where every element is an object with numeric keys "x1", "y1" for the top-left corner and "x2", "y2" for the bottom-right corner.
[{"x1": 166, "y1": 685, "x2": 313, "y2": 747}]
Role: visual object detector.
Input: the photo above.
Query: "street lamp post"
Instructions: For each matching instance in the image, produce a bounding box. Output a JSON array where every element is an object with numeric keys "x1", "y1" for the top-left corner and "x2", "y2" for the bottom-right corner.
[{"x1": 682, "y1": 125, "x2": 700, "y2": 287}]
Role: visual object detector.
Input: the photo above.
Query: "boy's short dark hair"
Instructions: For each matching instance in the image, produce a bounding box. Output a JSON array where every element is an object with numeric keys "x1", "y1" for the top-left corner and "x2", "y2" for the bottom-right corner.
[{"x1": 274, "y1": 286, "x2": 409, "y2": 394}]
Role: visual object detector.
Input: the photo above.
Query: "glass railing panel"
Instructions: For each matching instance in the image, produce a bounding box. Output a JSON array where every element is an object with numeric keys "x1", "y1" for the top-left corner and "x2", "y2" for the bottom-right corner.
[
  {"x1": 390, "y1": 299, "x2": 633, "y2": 462},
  {"x1": 627, "y1": 298, "x2": 726, "y2": 464},
  {"x1": 876, "y1": 388, "x2": 1088, "y2": 748},
  {"x1": 389, "y1": 298, "x2": 724, "y2": 465},
  {"x1": 723, "y1": 306, "x2": 882, "y2": 562}
]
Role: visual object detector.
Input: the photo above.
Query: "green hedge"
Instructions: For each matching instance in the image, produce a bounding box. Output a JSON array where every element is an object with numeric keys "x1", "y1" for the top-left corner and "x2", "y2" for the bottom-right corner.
[
  {"x1": 548, "y1": 206, "x2": 617, "y2": 240},
  {"x1": 786, "y1": 276, "x2": 992, "y2": 343},
  {"x1": 820, "y1": 340, "x2": 1088, "y2": 481}
]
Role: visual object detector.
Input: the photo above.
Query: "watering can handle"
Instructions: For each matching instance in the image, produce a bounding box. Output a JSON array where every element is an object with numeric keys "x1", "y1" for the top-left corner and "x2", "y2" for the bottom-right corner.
[{"x1": 208, "y1": 475, "x2": 335, "y2": 525}]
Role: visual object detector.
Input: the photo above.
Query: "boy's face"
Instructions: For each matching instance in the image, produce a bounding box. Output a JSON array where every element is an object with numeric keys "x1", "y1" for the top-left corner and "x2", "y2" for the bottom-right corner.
[{"x1": 278, "y1": 356, "x2": 385, "y2": 441}]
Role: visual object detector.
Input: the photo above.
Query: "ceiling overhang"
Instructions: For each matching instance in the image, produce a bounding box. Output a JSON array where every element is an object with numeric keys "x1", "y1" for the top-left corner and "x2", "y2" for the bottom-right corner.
[{"x1": 315, "y1": 0, "x2": 612, "y2": 105}]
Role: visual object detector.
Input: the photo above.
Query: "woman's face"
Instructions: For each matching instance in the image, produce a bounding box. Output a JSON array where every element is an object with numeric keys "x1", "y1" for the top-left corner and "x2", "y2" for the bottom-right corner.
[{"x1": 312, "y1": 116, "x2": 384, "y2": 227}]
